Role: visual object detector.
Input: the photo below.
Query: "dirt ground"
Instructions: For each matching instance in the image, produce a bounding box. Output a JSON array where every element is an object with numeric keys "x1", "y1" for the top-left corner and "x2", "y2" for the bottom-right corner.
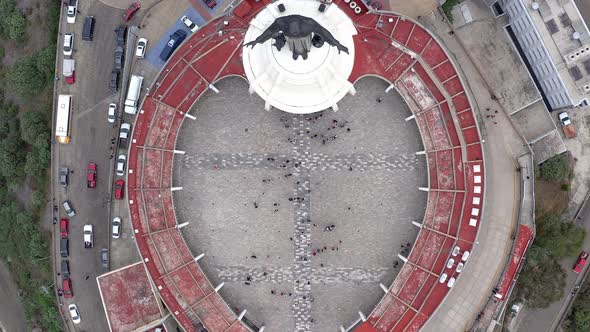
[
  {"x1": 0, "y1": 260, "x2": 26, "y2": 332},
  {"x1": 387, "y1": 0, "x2": 438, "y2": 18},
  {"x1": 2, "y1": 0, "x2": 51, "y2": 68},
  {"x1": 535, "y1": 180, "x2": 570, "y2": 217}
]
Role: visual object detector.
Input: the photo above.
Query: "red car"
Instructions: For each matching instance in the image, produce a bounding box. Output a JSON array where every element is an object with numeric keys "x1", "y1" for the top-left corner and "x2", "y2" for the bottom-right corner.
[
  {"x1": 63, "y1": 278, "x2": 73, "y2": 298},
  {"x1": 87, "y1": 162, "x2": 97, "y2": 188},
  {"x1": 114, "y1": 179, "x2": 125, "y2": 200},
  {"x1": 60, "y1": 218, "x2": 69, "y2": 237},
  {"x1": 203, "y1": 0, "x2": 216, "y2": 8},
  {"x1": 123, "y1": 2, "x2": 140, "y2": 22},
  {"x1": 574, "y1": 251, "x2": 589, "y2": 273}
]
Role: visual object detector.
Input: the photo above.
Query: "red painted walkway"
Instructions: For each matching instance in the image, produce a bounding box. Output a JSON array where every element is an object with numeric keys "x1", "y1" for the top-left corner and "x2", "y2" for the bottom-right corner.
[{"x1": 126, "y1": 0, "x2": 489, "y2": 331}]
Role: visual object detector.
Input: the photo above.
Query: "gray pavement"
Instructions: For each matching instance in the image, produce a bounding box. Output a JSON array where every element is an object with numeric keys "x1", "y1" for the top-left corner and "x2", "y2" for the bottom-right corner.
[
  {"x1": 420, "y1": 7, "x2": 531, "y2": 332},
  {"x1": 51, "y1": 0, "x2": 140, "y2": 331},
  {"x1": 174, "y1": 77, "x2": 427, "y2": 331}
]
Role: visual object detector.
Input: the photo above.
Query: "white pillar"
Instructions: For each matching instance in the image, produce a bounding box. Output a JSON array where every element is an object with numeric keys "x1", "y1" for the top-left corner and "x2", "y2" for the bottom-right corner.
[
  {"x1": 412, "y1": 221, "x2": 422, "y2": 228},
  {"x1": 171, "y1": 187, "x2": 183, "y2": 191},
  {"x1": 385, "y1": 84, "x2": 395, "y2": 93},
  {"x1": 398, "y1": 254, "x2": 408, "y2": 262},
  {"x1": 405, "y1": 114, "x2": 415, "y2": 121},
  {"x1": 415, "y1": 151, "x2": 426, "y2": 155},
  {"x1": 215, "y1": 282, "x2": 224, "y2": 292},
  {"x1": 379, "y1": 283, "x2": 389, "y2": 293},
  {"x1": 238, "y1": 310, "x2": 247, "y2": 320},
  {"x1": 419, "y1": 187, "x2": 429, "y2": 192},
  {"x1": 173, "y1": 150, "x2": 186, "y2": 154},
  {"x1": 194, "y1": 253, "x2": 205, "y2": 261},
  {"x1": 358, "y1": 311, "x2": 367, "y2": 322}
]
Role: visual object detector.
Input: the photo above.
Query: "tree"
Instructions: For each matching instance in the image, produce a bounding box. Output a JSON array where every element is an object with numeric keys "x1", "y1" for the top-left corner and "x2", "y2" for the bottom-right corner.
[
  {"x1": 6, "y1": 11, "x2": 26, "y2": 42},
  {"x1": 535, "y1": 214, "x2": 585, "y2": 259},
  {"x1": 4, "y1": 56, "x2": 44, "y2": 97},
  {"x1": 0, "y1": 102, "x2": 19, "y2": 138},
  {"x1": 20, "y1": 111, "x2": 47, "y2": 145},
  {"x1": 539, "y1": 154, "x2": 572, "y2": 182},
  {"x1": 0, "y1": 134, "x2": 26, "y2": 187},
  {"x1": 513, "y1": 245, "x2": 566, "y2": 308},
  {"x1": 34, "y1": 46, "x2": 56, "y2": 83}
]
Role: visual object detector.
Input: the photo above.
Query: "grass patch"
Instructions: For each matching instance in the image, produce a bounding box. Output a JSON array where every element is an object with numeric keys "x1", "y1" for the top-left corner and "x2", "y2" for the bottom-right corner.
[{"x1": 441, "y1": 0, "x2": 463, "y2": 23}]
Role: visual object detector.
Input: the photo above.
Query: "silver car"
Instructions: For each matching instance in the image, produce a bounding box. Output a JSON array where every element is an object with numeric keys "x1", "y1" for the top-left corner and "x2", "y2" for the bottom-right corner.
[
  {"x1": 116, "y1": 155, "x2": 127, "y2": 176},
  {"x1": 59, "y1": 167, "x2": 69, "y2": 187},
  {"x1": 62, "y1": 200, "x2": 75, "y2": 217}
]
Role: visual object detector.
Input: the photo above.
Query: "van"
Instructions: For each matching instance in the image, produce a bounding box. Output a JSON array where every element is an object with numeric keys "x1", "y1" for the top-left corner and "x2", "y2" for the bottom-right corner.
[
  {"x1": 61, "y1": 260, "x2": 70, "y2": 279},
  {"x1": 82, "y1": 16, "x2": 95, "y2": 41},
  {"x1": 60, "y1": 237, "x2": 69, "y2": 258}
]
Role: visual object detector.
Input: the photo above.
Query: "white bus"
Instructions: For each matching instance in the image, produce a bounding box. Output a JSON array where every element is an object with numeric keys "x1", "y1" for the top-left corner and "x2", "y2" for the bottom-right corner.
[{"x1": 55, "y1": 95, "x2": 72, "y2": 144}]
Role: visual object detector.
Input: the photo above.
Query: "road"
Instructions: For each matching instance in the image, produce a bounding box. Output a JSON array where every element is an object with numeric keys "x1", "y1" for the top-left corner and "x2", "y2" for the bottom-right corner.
[
  {"x1": 51, "y1": 0, "x2": 131, "y2": 330},
  {"x1": 0, "y1": 261, "x2": 26, "y2": 332},
  {"x1": 514, "y1": 196, "x2": 590, "y2": 332},
  {"x1": 574, "y1": 0, "x2": 590, "y2": 29}
]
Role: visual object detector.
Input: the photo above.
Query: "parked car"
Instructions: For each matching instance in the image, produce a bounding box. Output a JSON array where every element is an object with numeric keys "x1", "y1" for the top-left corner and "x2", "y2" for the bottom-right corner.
[
  {"x1": 60, "y1": 237, "x2": 69, "y2": 258},
  {"x1": 559, "y1": 111, "x2": 576, "y2": 139},
  {"x1": 115, "y1": 26, "x2": 126, "y2": 46},
  {"x1": 68, "y1": 303, "x2": 81, "y2": 324},
  {"x1": 114, "y1": 46, "x2": 124, "y2": 71},
  {"x1": 63, "y1": 33, "x2": 74, "y2": 56},
  {"x1": 87, "y1": 162, "x2": 97, "y2": 188},
  {"x1": 109, "y1": 70, "x2": 119, "y2": 92},
  {"x1": 83, "y1": 224, "x2": 93, "y2": 248},
  {"x1": 114, "y1": 180, "x2": 125, "y2": 200},
  {"x1": 61, "y1": 260, "x2": 70, "y2": 279},
  {"x1": 135, "y1": 37, "x2": 147, "y2": 58},
  {"x1": 62, "y1": 200, "x2": 75, "y2": 217},
  {"x1": 108, "y1": 103, "x2": 117, "y2": 123},
  {"x1": 123, "y1": 2, "x2": 141, "y2": 22},
  {"x1": 159, "y1": 29, "x2": 187, "y2": 61},
  {"x1": 101, "y1": 248, "x2": 109, "y2": 268},
  {"x1": 119, "y1": 123, "x2": 131, "y2": 148},
  {"x1": 59, "y1": 167, "x2": 69, "y2": 187},
  {"x1": 60, "y1": 218, "x2": 69, "y2": 237},
  {"x1": 203, "y1": 0, "x2": 216, "y2": 9},
  {"x1": 574, "y1": 251, "x2": 589, "y2": 273},
  {"x1": 181, "y1": 15, "x2": 199, "y2": 32},
  {"x1": 63, "y1": 278, "x2": 73, "y2": 298},
  {"x1": 66, "y1": 0, "x2": 77, "y2": 24},
  {"x1": 112, "y1": 217, "x2": 121, "y2": 238},
  {"x1": 82, "y1": 16, "x2": 95, "y2": 41},
  {"x1": 117, "y1": 155, "x2": 127, "y2": 176}
]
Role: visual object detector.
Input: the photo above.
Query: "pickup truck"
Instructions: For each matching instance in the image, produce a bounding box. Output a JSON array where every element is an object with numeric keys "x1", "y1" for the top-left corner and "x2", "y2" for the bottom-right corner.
[
  {"x1": 559, "y1": 112, "x2": 576, "y2": 139},
  {"x1": 83, "y1": 224, "x2": 93, "y2": 248}
]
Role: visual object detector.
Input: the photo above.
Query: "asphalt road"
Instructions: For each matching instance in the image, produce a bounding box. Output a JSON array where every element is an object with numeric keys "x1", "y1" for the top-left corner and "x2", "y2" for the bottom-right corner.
[
  {"x1": 574, "y1": 0, "x2": 590, "y2": 29},
  {"x1": 52, "y1": 0, "x2": 130, "y2": 330}
]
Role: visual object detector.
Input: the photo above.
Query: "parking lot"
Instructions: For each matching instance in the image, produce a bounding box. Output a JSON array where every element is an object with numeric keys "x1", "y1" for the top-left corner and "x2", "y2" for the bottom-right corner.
[{"x1": 51, "y1": 0, "x2": 258, "y2": 329}]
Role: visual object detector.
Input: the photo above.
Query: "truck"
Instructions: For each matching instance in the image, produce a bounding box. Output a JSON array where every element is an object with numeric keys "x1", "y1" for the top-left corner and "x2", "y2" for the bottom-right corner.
[
  {"x1": 124, "y1": 75, "x2": 144, "y2": 114},
  {"x1": 558, "y1": 112, "x2": 576, "y2": 139},
  {"x1": 119, "y1": 123, "x2": 131, "y2": 149},
  {"x1": 83, "y1": 224, "x2": 93, "y2": 248},
  {"x1": 63, "y1": 59, "x2": 75, "y2": 84}
]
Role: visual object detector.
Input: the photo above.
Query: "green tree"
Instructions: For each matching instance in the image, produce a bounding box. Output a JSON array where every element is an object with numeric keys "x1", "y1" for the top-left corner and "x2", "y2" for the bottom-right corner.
[
  {"x1": 513, "y1": 245, "x2": 566, "y2": 308},
  {"x1": 0, "y1": 102, "x2": 19, "y2": 138},
  {"x1": 0, "y1": 134, "x2": 26, "y2": 187},
  {"x1": 6, "y1": 11, "x2": 26, "y2": 41},
  {"x1": 34, "y1": 45, "x2": 56, "y2": 83},
  {"x1": 20, "y1": 111, "x2": 47, "y2": 145},
  {"x1": 539, "y1": 154, "x2": 572, "y2": 182},
  {"x1": 4, "y1": 56, "x2": 44, "y2": 97},
  {"x1": 535, "y1": 214, "x2": 585, "y2": 259}
]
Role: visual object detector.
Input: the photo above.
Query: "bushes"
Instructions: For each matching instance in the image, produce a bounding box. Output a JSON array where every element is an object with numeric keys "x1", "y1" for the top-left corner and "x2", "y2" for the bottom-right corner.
[
  {"x1": 4, "y1": 45, "x2": 56, "y2": 98},
  {"x1": 564, "y1": 282, "x2": 590, "y2": 331},
  {"x1": 0, "y1": 0, "x2": 27, "y2": 42},
  {"x1": 512, "y1": 214, "x2": 584, "y2": 308},
  {"x1": 441, "y1": 0, "x2": 463, "y2": 23},
  {"x1": 539, "y1": 154, "x2": 573, "y2": 182}
]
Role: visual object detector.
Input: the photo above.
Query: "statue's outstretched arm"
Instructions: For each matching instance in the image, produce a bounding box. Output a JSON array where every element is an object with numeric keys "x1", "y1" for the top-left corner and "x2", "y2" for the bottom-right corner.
[
  {"x1": 244, "y1": 24, "x2": 279, "y2": 48},
  {"x1": 314, "y1": 25, "x2": 349, "y2": 54}
]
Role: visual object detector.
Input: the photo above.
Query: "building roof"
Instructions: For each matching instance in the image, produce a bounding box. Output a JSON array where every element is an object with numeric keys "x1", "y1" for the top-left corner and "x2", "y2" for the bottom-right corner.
[{"x1": 97, "y1": 262, "x2": 165, "y2": 332}]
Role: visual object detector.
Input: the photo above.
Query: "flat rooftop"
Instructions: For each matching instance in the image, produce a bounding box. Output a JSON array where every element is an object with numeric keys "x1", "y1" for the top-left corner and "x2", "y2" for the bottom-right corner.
[{"x1": 97, "y1": 262, "x2": 164, "y2": 332}]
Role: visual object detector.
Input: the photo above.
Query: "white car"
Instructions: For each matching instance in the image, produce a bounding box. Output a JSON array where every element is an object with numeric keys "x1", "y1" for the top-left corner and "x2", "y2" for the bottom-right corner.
[
  {"x1": 83, "y1": 224, "x2": 93, "y2": 248},
  {"x1": 135, "y1": 37, "x2": 148, "y2": 58},
  {"x1": 181, "y1": 15, "x2": 199, "y2": 33},
  {"x1": 66, "y1": 0, "x2": 77, "y2": 24},
  {"x1": 63, "y1": 33, "x2": 74, "y2": 56},
  {"x1": 112, "y1": 217, "x2": 121, "y2": 238},
  {"x1": 117, "y1": 154, "x2": 127, "y2": 176},
  {"x1": 108, "y1": 103, "x2": 117, "y2": 123},
  {"x1": 68, "y1": 303, "x2": 81, "y2": 324}
]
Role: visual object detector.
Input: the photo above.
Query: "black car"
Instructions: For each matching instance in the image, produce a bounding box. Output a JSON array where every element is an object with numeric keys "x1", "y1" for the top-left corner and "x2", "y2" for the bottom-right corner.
[
  {"x1": 109, "y1": 70, "x2": 119, "y2": 92},
  {"x1": 115, "y1": 26, "x2": 126, "y2": 47},
  {"x1": 114, "y1": 46, "x2": 124, "y2": 71},
  {"x1": 159, "y1": 29, "x2": 187, "y2": 61},
  {"x1": 61, "y1": 260, "x2": 70, "y2": 279}
]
